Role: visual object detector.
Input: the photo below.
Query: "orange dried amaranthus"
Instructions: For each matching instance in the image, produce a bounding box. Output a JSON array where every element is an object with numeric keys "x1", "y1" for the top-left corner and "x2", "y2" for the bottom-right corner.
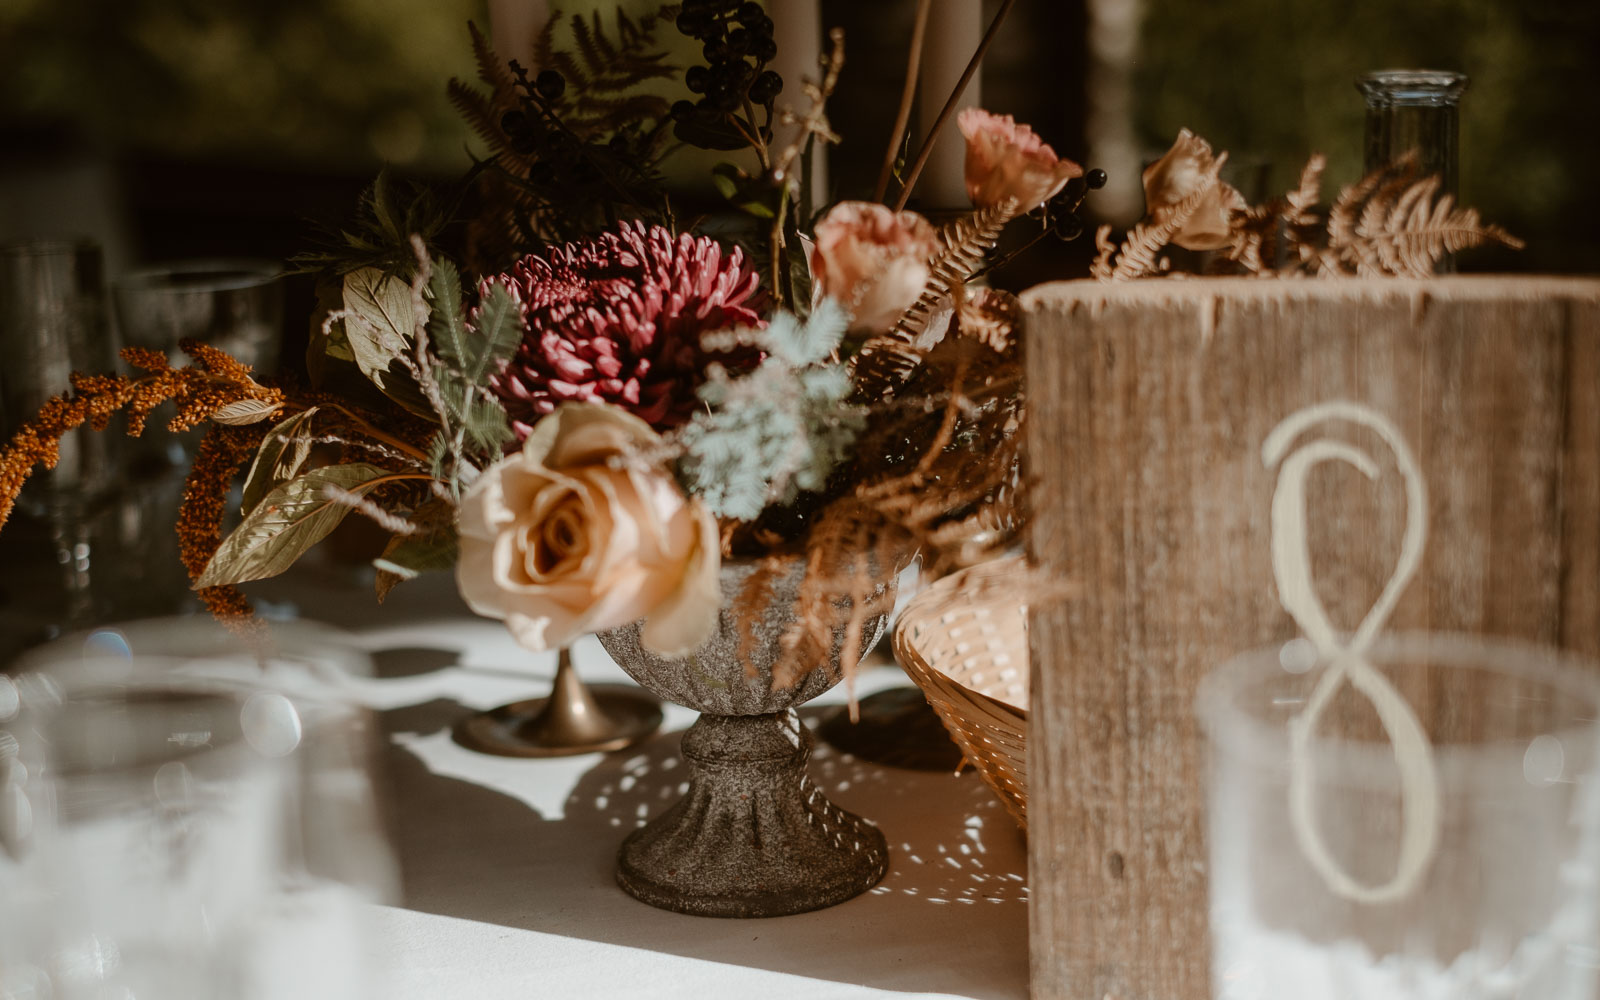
[
  {"x1": 179, "y1": 422, "x2": 274, "y2": 622},
  {"x1": 0, "y1": 339, "x2": 283, "y2": 557}
]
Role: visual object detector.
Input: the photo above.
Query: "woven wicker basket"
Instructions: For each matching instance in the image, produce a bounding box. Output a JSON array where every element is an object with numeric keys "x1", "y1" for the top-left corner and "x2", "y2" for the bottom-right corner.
[{"x1": 894, "y1": 556, "x2": 1029, "y2": 830}]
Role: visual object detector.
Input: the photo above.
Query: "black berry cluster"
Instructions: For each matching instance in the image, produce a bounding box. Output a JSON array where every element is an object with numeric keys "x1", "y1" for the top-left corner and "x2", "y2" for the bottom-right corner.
[
  {"x1": 671, "y1": 0, "x2": 783, "y2": 134},
  {"x1": 1044, "y1": 168, "x2": 1108, "y2": 242},
  {"x1": 497, "y1": 61, "x2": 656, "y2": 231}
]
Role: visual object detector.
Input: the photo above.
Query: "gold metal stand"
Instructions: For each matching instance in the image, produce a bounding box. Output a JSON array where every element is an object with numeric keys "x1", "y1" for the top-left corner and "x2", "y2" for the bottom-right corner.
[{"x1": 456, "y1": 647, "x2": 662, "y2": 758}]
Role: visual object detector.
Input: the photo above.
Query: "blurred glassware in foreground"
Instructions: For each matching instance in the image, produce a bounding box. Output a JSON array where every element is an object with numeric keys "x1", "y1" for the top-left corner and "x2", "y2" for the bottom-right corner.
[
  {"x1": 0, "y1": 618, "x2": 397, "y2": 1000},
  {"x1": 1199, "y1": 633, "x2": 1600, "y2": 1000},
  {"x1": 0, "y1": 240, "x2": 124, "y2": 628}
]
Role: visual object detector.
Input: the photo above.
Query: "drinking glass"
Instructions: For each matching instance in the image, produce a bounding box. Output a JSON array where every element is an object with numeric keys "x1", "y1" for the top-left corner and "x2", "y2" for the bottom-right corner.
[
  {"x1": 109, "y1": 260, "x2": 284, "y2": 615},
  {"x1": 1358, "y1": 70, "x2": 1467, "y2": 198},
  {"x1": 1357, "y1": 70, "x2": 1467, "y2": 273},
  {"x1": 0, "y1": 618, "x2": 396, "y2": 1000},
  {"x1": 0, "y1": 240, "x2": 123, "y2": 627},
  {"x1": 1198, "y1": 632, "x2": 1600, "y2": 1000},
  {"x1": 112, "y1": 259, "x2": 283, "y2": 374}
]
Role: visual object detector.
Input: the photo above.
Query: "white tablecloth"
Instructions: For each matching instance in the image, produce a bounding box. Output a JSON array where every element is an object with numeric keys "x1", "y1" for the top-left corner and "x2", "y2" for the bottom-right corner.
[{"x1": 249, "y1": 560, "x2": 1030, "y2": 1000}]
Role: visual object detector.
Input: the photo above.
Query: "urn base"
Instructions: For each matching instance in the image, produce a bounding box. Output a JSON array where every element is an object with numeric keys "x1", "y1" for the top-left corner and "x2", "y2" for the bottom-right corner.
[{"x1": 616, "y1": 710, "x2": 889, "y2": 918}]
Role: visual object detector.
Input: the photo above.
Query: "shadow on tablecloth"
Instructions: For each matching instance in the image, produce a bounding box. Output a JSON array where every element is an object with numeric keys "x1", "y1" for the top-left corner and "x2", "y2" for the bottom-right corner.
[{"x1": 374, "y1": 673, "x2": 1029, "y2": 1000}]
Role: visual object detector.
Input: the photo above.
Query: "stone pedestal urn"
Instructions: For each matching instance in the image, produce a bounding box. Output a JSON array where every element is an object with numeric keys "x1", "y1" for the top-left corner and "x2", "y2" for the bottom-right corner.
[{"x1": 595, "y1": 555, "x2": 893, "y2": 918}]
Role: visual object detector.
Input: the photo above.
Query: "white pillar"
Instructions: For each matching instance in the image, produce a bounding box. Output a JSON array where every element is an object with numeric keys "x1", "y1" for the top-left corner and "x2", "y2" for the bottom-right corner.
[
  {"x1": 768, "y1": 0, "x2": 826, "y2": 208},
  {"x1": 917, "y1": 0, "x2": 983, "y2": 210},
  {"x1": 1085, "y1": 0, "x2": 1144, "y2": 222},
  {"x1": 488, "y1": 0, "x2": 550, "y2": 78}
]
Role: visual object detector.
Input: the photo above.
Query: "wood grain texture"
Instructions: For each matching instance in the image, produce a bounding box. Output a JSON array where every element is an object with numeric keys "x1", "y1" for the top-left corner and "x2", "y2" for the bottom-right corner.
[{"x1": 1020, "y1": 276, "x2": 1600, "y2": 1000}]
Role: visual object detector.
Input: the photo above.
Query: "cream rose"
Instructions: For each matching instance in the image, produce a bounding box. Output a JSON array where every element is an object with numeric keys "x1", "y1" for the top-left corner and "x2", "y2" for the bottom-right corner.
[
  {"x1": 1142, "y1": 128, "x2": 1247, "y2": 251},
  {"x1": 958, "y1": 107, "x2": 1083, "y2": 210},
  {"x1": 811, "y1": 201, "x2": 939, "y2": 334},
  {"x1": 455, "y1": 403, "x2": 720, "y2": 657}
]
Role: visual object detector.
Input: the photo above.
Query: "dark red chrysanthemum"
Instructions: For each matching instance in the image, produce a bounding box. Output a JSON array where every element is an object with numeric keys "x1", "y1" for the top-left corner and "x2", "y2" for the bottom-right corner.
[{"x1": 485, "y1": 222, "x2": 764, "y2": 438}]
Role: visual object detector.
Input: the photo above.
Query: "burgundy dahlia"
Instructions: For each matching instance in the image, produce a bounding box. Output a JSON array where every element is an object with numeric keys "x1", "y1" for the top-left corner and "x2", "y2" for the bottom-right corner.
[{"x1": 485, "y1": 222, "x2": 764, "y2": 438}]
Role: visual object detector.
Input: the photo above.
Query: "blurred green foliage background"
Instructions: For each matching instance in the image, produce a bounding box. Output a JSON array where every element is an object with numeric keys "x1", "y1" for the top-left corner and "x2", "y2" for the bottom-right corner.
[
  {"x1": 1136, "y1": 0, "x2": 1600, "y2": 272},
  {"x1": 0, "y1": 0, "x2": 485, "y2": 171},
  {"x1": 0, "y1": 0, "x2": 1593, "y2": 272}
]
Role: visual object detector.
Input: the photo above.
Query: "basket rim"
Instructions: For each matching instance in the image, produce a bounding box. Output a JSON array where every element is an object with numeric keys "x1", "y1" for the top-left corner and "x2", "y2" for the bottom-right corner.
[{"x1": 893, "y1": 556, "x2": 1030, "y2": 718}]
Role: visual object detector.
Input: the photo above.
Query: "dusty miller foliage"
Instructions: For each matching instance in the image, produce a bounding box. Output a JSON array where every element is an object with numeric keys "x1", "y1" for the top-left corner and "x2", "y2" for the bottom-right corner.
[{"x1": 674, "y1": 299, "x2": 864, "y2": 521}]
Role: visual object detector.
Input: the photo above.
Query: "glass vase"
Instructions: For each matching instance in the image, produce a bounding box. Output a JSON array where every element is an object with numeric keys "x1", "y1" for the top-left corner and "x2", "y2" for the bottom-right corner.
[{"x1": 1357, "y1": 69, "x2": 1467, "y2": 197}]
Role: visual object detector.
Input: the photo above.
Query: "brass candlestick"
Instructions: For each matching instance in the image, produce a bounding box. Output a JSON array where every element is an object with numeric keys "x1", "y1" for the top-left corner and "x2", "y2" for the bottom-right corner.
[{"x1": 456, "y1": 647, "x2": 662, "y2": 758}]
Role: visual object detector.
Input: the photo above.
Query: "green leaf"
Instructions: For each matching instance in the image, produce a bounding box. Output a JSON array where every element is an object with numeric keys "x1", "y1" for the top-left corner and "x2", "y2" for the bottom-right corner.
[
  {"x1": 373, "y1": 502, "x2": 459, "y2": 601},
  {"x1": 711, "y1": 163, "x2": 742, "y2": 201},
  {"x1": 425, "y1": 258, "x2": 469, "y2": 370},
  {"x1": 306, "y1": 279, "x2": 348, "y2": 388},
  {"x1": 463, "y1": 283, "x2": 522, "y2": 384},
  {"x1": 209, "y1": 397, "x2": 282, "y2": 426},
  {"x1": 342, "y1": 267, "x2": 415, "y2": 382},
  {"x1": 240, "y1": 407, "x2": 320, "y2": 517},
  {"x1": 373, "y1": 525, "x2": 458, "y2": 582},
  {"x1": 710, "y1": 163, "x2": 777, "y2": 219},
  {"x1": 425, "y1": 276, "x2": 518, "y2": 482},
  {"x1": 196, "y1": 463, "x2": 393, "y2": 589},
  {"x1": 340, "y1": 268, "x2": 434, "y2": 417}
]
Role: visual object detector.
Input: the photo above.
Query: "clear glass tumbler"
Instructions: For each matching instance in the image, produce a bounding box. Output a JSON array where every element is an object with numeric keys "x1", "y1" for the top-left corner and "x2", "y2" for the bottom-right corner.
[
  {"x1": 112, "y1": 259, "x2": 283, "y2": 375},
  {"x1": 1199, "y1": 632, "x2": 1600, "y2": 1000},
  {"x1": 0, "y1": 240, "x2": 124, "y2": 628},
  {"x1": 0, "y1": 618, "x2": 396, "y2": 1000},
  {"x1": 108, "y1": 260, "x2": 284, "y2": 615},
  {"x1": 1357, "y1": 70, "x2": 1467, "y2": 199}
]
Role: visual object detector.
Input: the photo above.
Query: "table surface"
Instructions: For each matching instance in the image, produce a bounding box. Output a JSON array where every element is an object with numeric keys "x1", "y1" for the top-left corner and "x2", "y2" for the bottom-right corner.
[{"x1": 243, "y1": 556, "x2": 1031, "y2": 1000}]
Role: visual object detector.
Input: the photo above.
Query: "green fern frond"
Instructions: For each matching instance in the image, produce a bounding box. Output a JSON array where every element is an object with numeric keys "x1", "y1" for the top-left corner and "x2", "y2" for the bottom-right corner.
[{"x1": 448, "y1": 80, "x2": 509, "y2": 154}]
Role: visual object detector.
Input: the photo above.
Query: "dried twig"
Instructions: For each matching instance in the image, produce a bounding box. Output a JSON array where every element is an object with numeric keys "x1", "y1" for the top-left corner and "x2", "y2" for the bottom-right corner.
[
  {"x1": 323, "y1": 486, "x2": 423, "y2": 536},
  {"x1": 893, "y1": 0, "x2": 1018, "y2": 211},
  {"x1": 873, "y1": 0, "x2": 933, "y2": 203}
]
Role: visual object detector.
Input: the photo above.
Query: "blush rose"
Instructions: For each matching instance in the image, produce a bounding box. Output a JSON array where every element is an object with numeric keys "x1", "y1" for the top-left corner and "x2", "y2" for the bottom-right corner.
[
  {"x1": 958, "y1": 108, "x2": 1083, "y2": 210},
  {"x1": 455, "y1": 403, "x2": 719, "y2": 657},
  {"x1": 811, "y1": 201, "x2": 940, "y2": 334},
  {"x1": 1142, "y1": 128, "x2": 1247, "y2": 251}
]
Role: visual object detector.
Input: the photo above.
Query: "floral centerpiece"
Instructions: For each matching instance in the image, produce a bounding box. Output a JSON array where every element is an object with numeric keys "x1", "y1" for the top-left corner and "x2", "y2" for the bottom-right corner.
[{"x1": 0, "y1": 0, "x2": 1520, "y2": 918}]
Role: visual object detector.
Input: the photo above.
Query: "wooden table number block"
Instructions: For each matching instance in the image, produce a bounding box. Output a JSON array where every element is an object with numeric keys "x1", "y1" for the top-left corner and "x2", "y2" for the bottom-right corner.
[{"x1": 1021, "y1": 276, "x2": 1600, "y2": 1000}]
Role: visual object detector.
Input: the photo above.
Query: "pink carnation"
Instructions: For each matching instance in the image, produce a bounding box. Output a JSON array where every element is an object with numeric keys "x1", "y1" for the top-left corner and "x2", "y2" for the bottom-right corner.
[
  {"x1": 958, "y1": 108, "x2": 1083, "y2": 210},
  {"x1": 486, "y1": 222, "x2": 764, "y2": 437}
]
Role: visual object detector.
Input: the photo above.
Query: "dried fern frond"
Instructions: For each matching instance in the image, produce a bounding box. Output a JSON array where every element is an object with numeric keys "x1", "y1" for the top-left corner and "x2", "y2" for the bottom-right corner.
[
  {"x1": 1090, "y1": 224, "x2": 1117, "y2": 281},
  {"x1": 1219, "y1": 153, "x2": 1326, "y2": 275},
  {"x1": 1318, "y1": 167, "x2": 1523, "y2": 277},
  {"x1": 774, "y1": 289, "x2": 1027, "y2": 691},
  {"x1": 1285, "y1": 154, "x2": 1325, "y2": 226},
  {"x1": 1095, "y1": 161, "x2": 1221, "y2": 282},
  {"x1": 851, "y1": 199, "x2": 1018, "y2": 400}
]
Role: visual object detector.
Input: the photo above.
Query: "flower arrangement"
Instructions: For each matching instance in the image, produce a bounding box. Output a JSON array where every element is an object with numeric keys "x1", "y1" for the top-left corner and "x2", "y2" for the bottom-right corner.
[{"x1": 0, "y1": 1, "x2": 1519, "y2": 687}]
